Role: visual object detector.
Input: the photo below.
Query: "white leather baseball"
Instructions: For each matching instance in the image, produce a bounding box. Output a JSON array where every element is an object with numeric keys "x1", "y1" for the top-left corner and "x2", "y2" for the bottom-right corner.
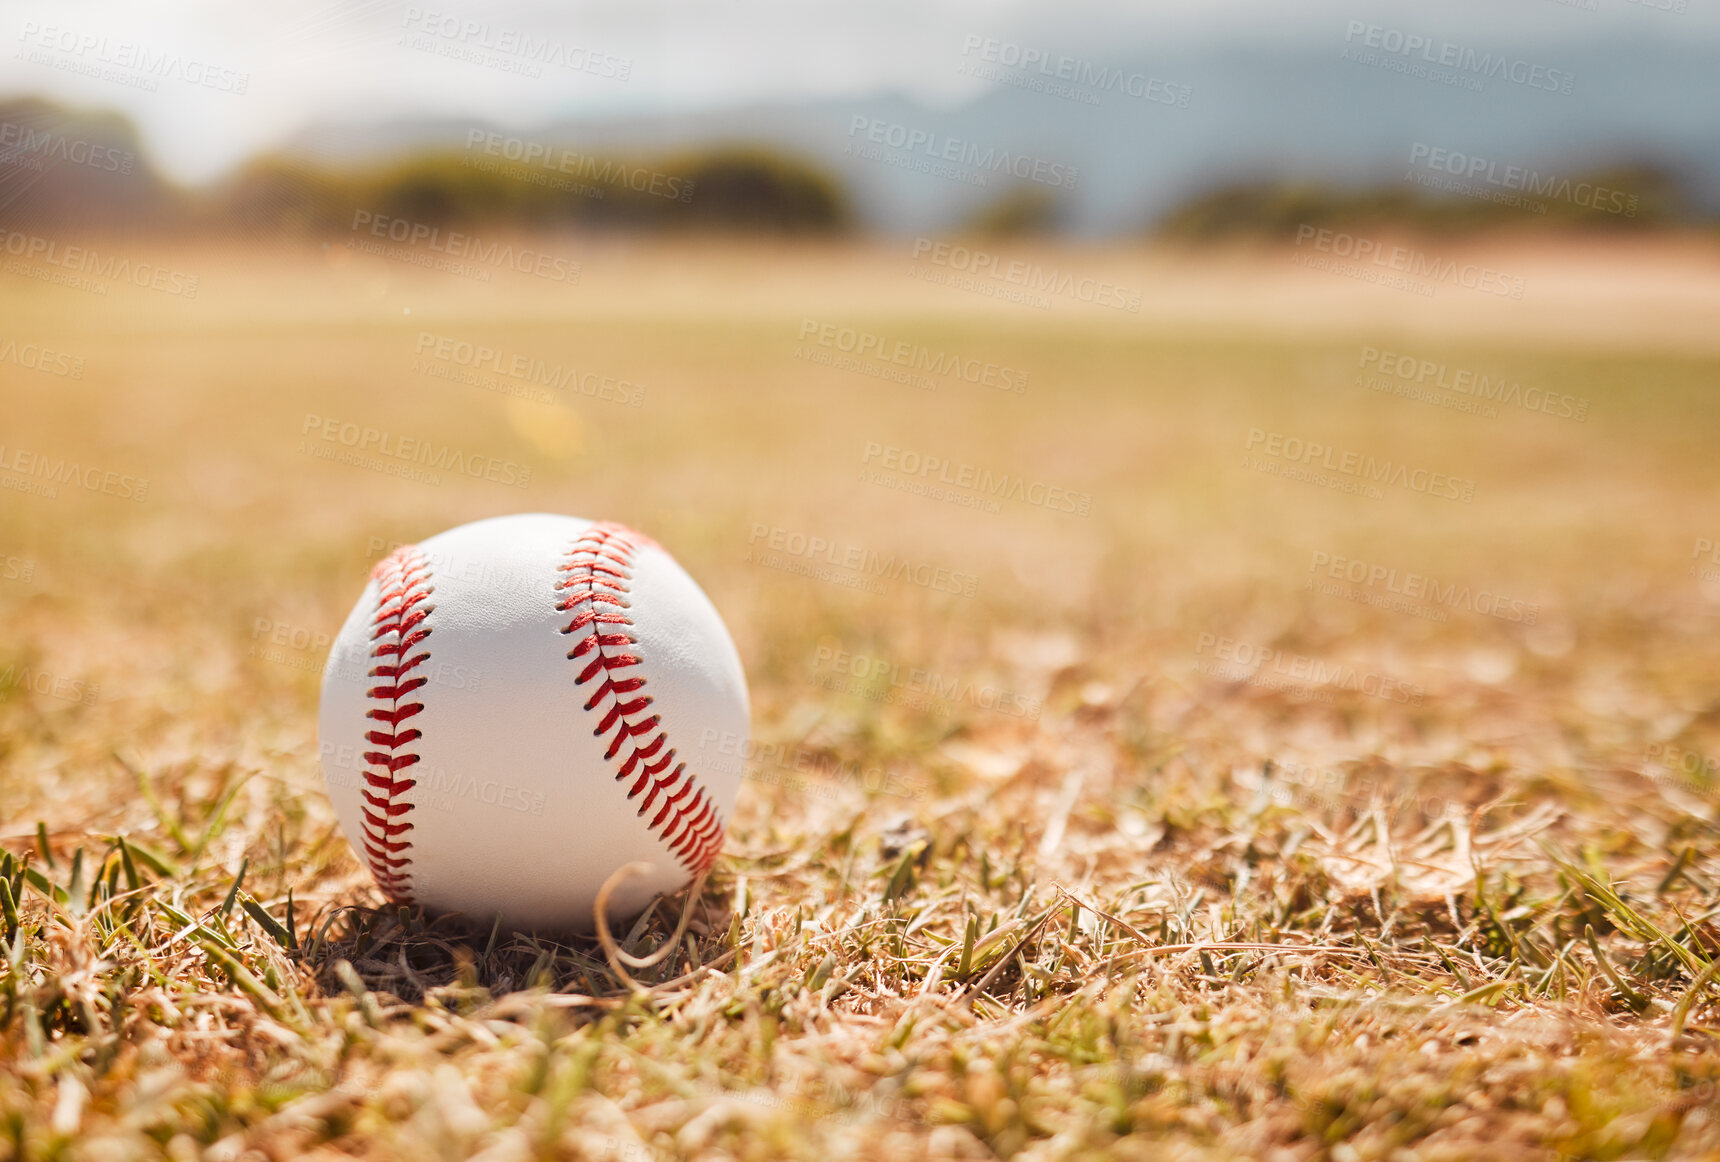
[{"x1": 317, "y1": 513, "x2": 749, "y2": 931}]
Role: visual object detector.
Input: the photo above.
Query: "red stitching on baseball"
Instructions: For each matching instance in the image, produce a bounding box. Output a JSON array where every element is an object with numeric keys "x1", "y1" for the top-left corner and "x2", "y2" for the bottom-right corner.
[
  {"x1": 361, "y1": 545, "x2": 435, "y2": 903},
  {"x1": 557, "y1": 522, "x2": 725, "y2": 873}
]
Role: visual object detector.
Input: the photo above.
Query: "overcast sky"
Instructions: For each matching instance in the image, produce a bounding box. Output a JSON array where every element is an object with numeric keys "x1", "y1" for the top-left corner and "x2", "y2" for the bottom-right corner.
[{"x1": 5, "y1": 0, "x2": 1714, "y2": 183}]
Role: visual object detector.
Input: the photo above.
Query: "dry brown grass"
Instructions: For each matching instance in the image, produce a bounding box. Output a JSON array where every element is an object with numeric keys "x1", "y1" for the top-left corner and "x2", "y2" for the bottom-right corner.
[{"x1": 2, "y1": 237, "x2": 1720, "y2": 1160}]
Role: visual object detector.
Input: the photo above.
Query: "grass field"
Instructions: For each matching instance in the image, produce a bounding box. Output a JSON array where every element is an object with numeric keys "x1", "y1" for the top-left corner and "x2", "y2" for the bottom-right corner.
[{"x1": 3, "y1": 233, "x2": 1720, "y2": 1160}]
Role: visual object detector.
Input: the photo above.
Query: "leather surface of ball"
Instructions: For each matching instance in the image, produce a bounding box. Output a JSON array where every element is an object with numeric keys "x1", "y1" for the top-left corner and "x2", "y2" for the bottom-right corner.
[{"x1": 317, "y1": 513, "x2": 750, "y2": 930}]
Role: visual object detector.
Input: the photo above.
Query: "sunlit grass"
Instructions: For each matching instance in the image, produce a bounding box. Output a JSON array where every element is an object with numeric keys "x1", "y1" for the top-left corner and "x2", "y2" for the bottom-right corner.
[{"x1": 2, "y1": 238, "x2": 1719, "y2": 1160}]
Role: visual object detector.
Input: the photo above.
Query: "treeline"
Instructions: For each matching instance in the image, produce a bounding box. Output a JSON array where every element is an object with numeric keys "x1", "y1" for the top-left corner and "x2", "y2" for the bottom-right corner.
[
  {"x1": 0, "y1": 97, "x2": 850, "y2": 234},
  {"x1": 0, "y1": 97, "x2": 175, "y2": 230},
  {"x1": 1, "y1": 96, "x2": 1709, "y2": 239},
  {"x1": 1155, "y1": 166, "x2": 1697, "y2": 242},
  {"x1": 216, "y1": 147, "x2": 851, "y2": 235}
]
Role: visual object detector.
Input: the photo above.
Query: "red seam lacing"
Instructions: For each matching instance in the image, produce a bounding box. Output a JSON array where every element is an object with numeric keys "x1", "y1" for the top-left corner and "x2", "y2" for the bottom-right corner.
[
  {"x1": 557, "y1": 523, "x2": 724, "y2": 873},
  {"x1": 359, "y1": 545, "x2": 434, "y2": 902}
]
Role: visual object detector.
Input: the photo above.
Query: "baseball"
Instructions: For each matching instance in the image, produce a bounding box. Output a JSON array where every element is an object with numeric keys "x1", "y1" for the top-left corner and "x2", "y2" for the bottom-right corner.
[{"x1": 317, "y1": 513, "x2": 750, "y2": 931}]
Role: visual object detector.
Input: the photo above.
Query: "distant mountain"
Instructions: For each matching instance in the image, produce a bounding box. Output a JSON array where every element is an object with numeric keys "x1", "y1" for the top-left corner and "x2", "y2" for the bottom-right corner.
[{"x1": 275, "y1": 37, "x2": 1720, "y2": 235}]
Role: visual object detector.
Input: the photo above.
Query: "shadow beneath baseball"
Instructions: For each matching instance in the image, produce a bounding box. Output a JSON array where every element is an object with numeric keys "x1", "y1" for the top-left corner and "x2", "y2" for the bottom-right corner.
[{"x1": 300, "y1": 870, "x2": 731, "y2": 1005}]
